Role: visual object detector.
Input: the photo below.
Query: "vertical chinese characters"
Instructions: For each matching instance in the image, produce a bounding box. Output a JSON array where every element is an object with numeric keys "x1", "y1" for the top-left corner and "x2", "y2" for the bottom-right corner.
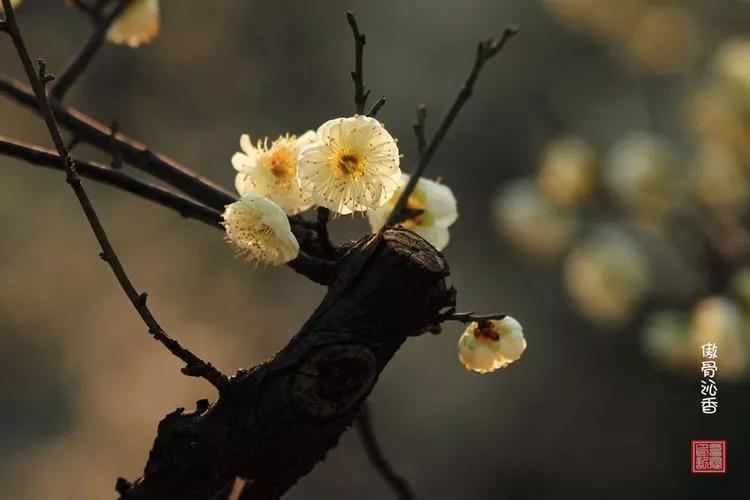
[{"x1": 700, "y1": 342, "x2": 719, "y2": 414}]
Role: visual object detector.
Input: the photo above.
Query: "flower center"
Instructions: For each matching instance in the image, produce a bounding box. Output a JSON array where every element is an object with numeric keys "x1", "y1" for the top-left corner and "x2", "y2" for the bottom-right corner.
[
  {"x1": 334, "y1": 152, "x2": 365, "y2": 178},
  {"x1": 474, "y1": 323, "x2": 500, "y2": 341},
  {"x1": 403, "y1": 194, "x2": 427, "y2": 228},
  {"x1": 267, "y1": 146, "x2": 296, "y2": 183}
]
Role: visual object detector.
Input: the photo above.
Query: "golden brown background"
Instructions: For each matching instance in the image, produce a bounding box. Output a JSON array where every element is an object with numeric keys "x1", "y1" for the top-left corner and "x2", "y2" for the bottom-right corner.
[{"x1": 1, "y1": 1, "x2": 747, "y2": 499}]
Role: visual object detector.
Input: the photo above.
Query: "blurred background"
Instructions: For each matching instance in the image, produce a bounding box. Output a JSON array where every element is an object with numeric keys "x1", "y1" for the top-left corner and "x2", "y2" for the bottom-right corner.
[{"x1": 1, "y1": 0, "x2": 748, "y2": 498}]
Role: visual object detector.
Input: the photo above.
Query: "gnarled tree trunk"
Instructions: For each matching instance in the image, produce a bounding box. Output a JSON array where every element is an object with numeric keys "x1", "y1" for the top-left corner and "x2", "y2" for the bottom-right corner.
[{"x1": 119, "y1": 228, "x2": 454, "y2": 500}]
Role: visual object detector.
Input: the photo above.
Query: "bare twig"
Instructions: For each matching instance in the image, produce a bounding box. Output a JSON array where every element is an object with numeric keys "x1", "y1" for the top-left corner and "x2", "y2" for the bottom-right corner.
[
  {"x1": 0, "y1": 84, "x2": 336, "y2": 283},
  {"x1": 0, "y1": 75, "x2": 237, "y2": 210},
  {"x1": 51, "y1": 0, "x2": 130, "y2": 101},
  {"x1": 0, "y1": 135, "x2": 337, "y2": 286},
  {"x1": 385, "y1": 27, "x2": 518, "y2": 227},
  {"x1": 68, "y1": 0, "x2": 101, "y2": 20},
  {"x1": 367, "y1": 96, "x2": 386, "y2": 118},
  {"x1": 0, "y1": 135, "x2": 222, "y2": 227},
  {"x1": 1, "y1": 0, "x2": 228, "y2": 392},
  {"x1": 346, "y1": 11, "x2": 369, "y2": 114},
  {"x1": 109, "y1": 119, "x2": 123, "y2": 169},
  {"x1": 413, "y1": 104, "x2": 427, "y2": 157},
  {"x1": 356, "y1": 403, "x2": 417, "y2": 500}
]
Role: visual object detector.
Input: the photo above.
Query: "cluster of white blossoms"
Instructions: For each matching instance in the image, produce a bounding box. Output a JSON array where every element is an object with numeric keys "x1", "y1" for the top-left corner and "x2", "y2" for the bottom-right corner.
[
  {"x1": 457, "y1": 317, "x2": 527, "y2": 374},
  {"x1": 542, "y1": 0, "x2": 699, "y2": 75},
  {"x1": 223, "y1": 115, "x2": 410, "y2": 265}
]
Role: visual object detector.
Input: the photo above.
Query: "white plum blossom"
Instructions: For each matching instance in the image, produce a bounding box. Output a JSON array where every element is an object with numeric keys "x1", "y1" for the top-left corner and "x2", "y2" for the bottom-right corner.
[
  {"x1": 715, "y1": 38, "x2": 750, "y2": 109},
  {"x1": 233, "y1": 132, "x2": 316, "y2": 215},
  {"x1": 297, "y1": 115, "x2": 401, "y2": 214},
  {"x1": 641, "y1": 310, "x2": 692, "y2": 371},
  {"x1": 692, "y1": 141, "x2": 750, "y2": 214},
  {"x1": 690, "y1": 296, "x2": 750, "y2": 381},
  {"x1": 492, "y1": 178, "x2": 578, "y2": 261},
  {"x1": 367, "y1": 173, "x2": 458, "y2": 251},
  {"x1": 458, "y1": 316, "x2": 527, "y2": 374},
  {"x1": 731, "y1": 268, "x2": 750, "y2": 308},
  {"x1": 604, "y1": 132, "x2": 681, "y2": 222},
  {"x1": 107, "y1": 0, "x2": 160, "y2": 48},
  {"x1": 537, "y1": 136, "x2": 598, "y2": 207},
  {"x1": 563, "y1": 225, "x2": 651, "y2": 327},
  {"x1": 222, "y1": 194, "x2": 299, "y2": 266}
]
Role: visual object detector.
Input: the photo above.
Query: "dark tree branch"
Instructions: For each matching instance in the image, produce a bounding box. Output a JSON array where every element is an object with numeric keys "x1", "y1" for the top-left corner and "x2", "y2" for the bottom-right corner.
[
  {"x1": 0, "y1": 76, "x2": 338, "y2": 279},
  {"x1": 0, "y1": 135, "x2": 337, "y2": 286},
  {"x1": 68, "y1": 0, "x2": 102, "y2": 21},
  {"x1": 346, "y1": 10, "x2": 369, "y2": 114},
  {"x1": 0, "y1": 75, "x2": 237, "y2": 210},
  {"x1": 51, "y1": 0, "x2": 129, "y2": 101},
  {"x1": 385, "y1": 27, "x2": 518, "y2": 227},
  {"x1": 1, "y1": 0, "x2": 228, "y2": 392},
  {"x1": 356, "y1": 403, "x2": 417, "y2": 500},
  {"x1": 0, "y1": 135, "x2": 222, "y2": 227},
  {"x1": 118, "y1": 228, "x2": 454, "y2": 500}
]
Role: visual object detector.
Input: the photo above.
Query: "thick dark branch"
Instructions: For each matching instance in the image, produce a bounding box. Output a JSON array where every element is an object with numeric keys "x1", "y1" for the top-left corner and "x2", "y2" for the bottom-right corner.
[
  {"x1": 0, "y1": 135, "x2": 222, "y2": 227},
  {"x1": 119, "y1": 229, "x2": 454, "y2": 500},
  {"x1": 1, "y1": 0, "x2": 228, "y2": 392},
  {"x1": 346, "y1": 11, "x2": 369, "y2": 114},
  {"x1": 0, "y1": 76, "x2": 237, "y2": 211},
  {"x1": 385, "y1": 27, "x2": 518, "y2": 227},
  {"x1": 51, "y1": 0, "x2": 130, "y2": 101},
  {"x1": 356, "y1": 403, "x2": 417, "y2": 500}
]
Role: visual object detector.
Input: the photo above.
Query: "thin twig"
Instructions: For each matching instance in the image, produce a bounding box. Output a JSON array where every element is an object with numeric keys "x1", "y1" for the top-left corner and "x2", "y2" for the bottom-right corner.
[
  {"x1": 356, "y1": 403, "x2": 417, "y2": 500},
  {"x1": 0, "y1": 75, "x2": 330, "y2": 243},
  {"x1": 0, "y1": 135, "x2": 222, "y2": 227},
  {"x1": 0, "y1": 75, "x2": 237, "y2": 210},
  {"x1": 346, "y1": 11, "x2": 369, "y2": 114},
  {"x1": 109, "y1": 119, "x2": 123, "y2": 169},
  {"x1": 413, "y1": 104, "x2": 427, "y2": 157},
  {"x1": 1, "y1": 0, "x2": 229, "y2": 392},
  {"x1": 68, "y1": 0, "x2": 101, "y2": 21},
  {"x1": 385, "y1": 27, "x2": 518, "y2": 227},
  {"x1": 0, "y1": 136, "x2": 336, "y2": 286},
  {"x1": 367, "y1": 96, "x2": 386, "y2": 118},
  {"x1": 51, "y1": 0, "x2": 129, "y2": 101}
]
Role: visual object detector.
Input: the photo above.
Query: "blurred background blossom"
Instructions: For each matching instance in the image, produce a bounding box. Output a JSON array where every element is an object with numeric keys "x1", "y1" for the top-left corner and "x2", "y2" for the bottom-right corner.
[{"x1": 1, "y1": 1, "x2": 749, "y2": 499}]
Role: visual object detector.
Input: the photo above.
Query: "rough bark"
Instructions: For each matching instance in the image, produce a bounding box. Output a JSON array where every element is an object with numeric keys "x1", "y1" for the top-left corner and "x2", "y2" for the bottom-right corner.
[{"x1": 118, "y1": 228, "x2": 454, "y2": 500}]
